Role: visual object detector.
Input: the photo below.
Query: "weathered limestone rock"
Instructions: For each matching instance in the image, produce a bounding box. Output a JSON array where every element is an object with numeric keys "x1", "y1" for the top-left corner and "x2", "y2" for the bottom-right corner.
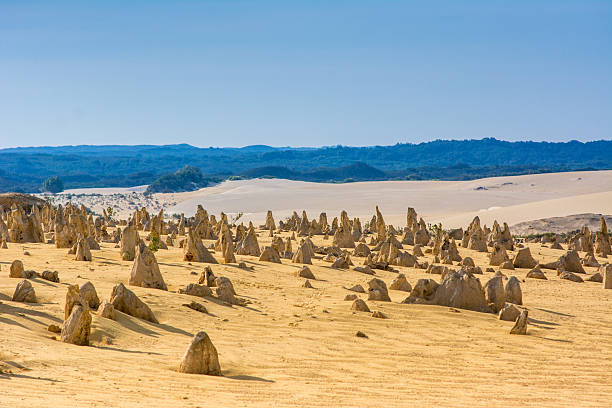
[
  {"x1": 484, "y1": 276, "x2": 505, "y2": 313},
  {"x1": 259, "y1": 246, "x2": 282, "y2": 263},
  {"x1": 331, "y1": 254, "x2": 351, "y2": 269},
  {"x1": 9, "y1": 260, "x2": 25, "y2": 278},
  {"x1": 120, "y1": 223, "x2": 140, "y2": 261},
  {"x1": 74, "y1": 237, "x2": 92, "y2": 261},
  {"x1": 80, "y1": 281, "x2": 101, "y2": 310},
  {"x1": 527, "y1": 264, "x2": 548, "y2": 280},
  {"x1": 602, "y1": 264, "x2": 612, "y2": 289},
  {"x1": 333, "y1": 210, "x2": 355, "y2": 248},
  {"x1": 513, "y1": 247, "x2": 538, "y2": 269},
  {"x1": 344, "y1": 294, "x2": 358, "y2": 301},
  {"x1": 431, "y1": 270, "x2": 490, "y2": 313},
  {"x1": 367, "y1": 278, "x2": 391, "y2": 302},
  {"x1": 61, "y1": 305, "x2": 92, "y2": 346},
  {"x1": 198, "y1": 266, "x2": 216, "y2": 286},
  {"x1": 110, "y1": 283, "x2": 158, "y2": 323},
  {"x1": 510, "y1": 310, "x2": 528, "y2": 335},
  {"x1": 295, "y1": 266, "x2": 316, "y2": 280},
  {"x1": 41, "y1": 270, "x2": 59, "y2": 283},
  {"x1": 461, "y1": 257, "x2": 475, "y2": 267},
  {"x1": 371, "y1": 311, "x2": 388, "y2": 319},
  {"x1": 183, "y1": 230, "x2": 218, "y2": 263},
  {"x1": 292, "y1": 243, "x2": 312, "y2": 264},
  {"x1": 351, "y1": 299, "x2": 371, "y2": 312},
  {"x1": 389, "y1": 274, "x2": 412, "y2": 292},
  {"x1": 352, "y1": 242, "x2": 371, "y2": 257},
  {"x1": 403, "y1": 279, "x2": 440, "y2": 303},
  {"x1": 215, "y1": 278, "x2": 243, "y2": 305},
  {"x1": 302, "y1": 279, "x2": 314, "y2": 288},
  {"x1": 235, "y1": 226, "x2": 261, "y2": 257},
  {"x1": 499, "y1": 303, "x2": 521, "y2": 322},
  {"x1": 178, "y1": 283, "x2": 213, "y2": 298},
  {"x1": 12, "y1": 280, "x2": 36, "y2": 303},
  {"x1": 347, "y1": 284, "x2": 365, "y2": 293},
  {"x1": 557, "y1": 250, "x2": 586, "y2": 274},
  {"x1": 559, "y1": 271, "x2": 584, "y2": 283},
  {"x1": 129, "y1": 242, "x2": 167, "y2": 290},
  {"x1": 504, "y1": 276, "x2": 522, "y2": 305},
  {"x1": 98, "y1": 300, "x2": 115, "y2": 319},
  {"x1": 178, "y1": 331, "x2": 221, "y2": 375},
  {"x1": 489, "y1": 243, "x2": 509, "y2": 266}
]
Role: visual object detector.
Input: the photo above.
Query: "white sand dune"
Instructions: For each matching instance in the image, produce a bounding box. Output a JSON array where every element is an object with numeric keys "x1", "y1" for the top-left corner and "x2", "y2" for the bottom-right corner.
[{"x1": 165, "y1": 170, "x2": 612, "y2": 229}]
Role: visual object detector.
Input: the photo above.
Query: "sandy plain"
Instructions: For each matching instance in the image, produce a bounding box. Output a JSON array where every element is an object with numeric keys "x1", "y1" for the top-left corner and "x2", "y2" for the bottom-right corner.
[{"x1": 1, "y1": 223, "x2": 612, "y2": 407}]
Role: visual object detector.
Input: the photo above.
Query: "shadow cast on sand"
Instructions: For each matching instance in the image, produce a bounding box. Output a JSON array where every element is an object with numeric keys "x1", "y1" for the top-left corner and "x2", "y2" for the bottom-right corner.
[
  {"x1": 226, "y1": 374, "x2": 275, "y2": 383},
  {"x1": 94, "y1": 345, "x2": 164, "y2": 355},
  {"x1": 535, "y1": 308, "x2": 575, "y2": 318},
  {"x1": 0, "y1": 302, "x2": 63, "y2": 324}
]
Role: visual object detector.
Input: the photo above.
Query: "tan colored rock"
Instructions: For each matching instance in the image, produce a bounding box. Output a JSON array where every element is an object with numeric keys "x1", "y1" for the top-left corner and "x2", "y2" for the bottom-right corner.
[
  {"x1": 61, "y1": 305, "x2": 91, "y2": 346},
  {"x1": 12, "y1": 280, "x2": 36, "y2": 303},
  {"x1": 367, "y1": 278, "x2": 391, "y2": 302},
  {"x1": 9, "y1": 260, "x2": 25, "y2": 278},
  {"x1": 484, "y1": 276, "x2": 505, "y2": 313},
  {"x1": 504, "y1": 276, "x2": 522, "y2": 305},
  {"x1": 513, "y1": 247, "x2": 537, "y2": 269},
  {"x1": 389, "y1": 274, "x2": 412, "y2": 292},
  {"x1": 296, "y1": 266, "x2": 316, "y2": 280},
  {"x1": 292, "y1": 243, "x2": 312, "y2": 264},
  {"x1": 510, "y1": 310, "x2": 528, "y2": 335},
  {"x1": 602, "y1": 264, "x2": 612, "y2": 289},
  {"x1": 183, "y1": 229, "x2": 218, "y2": 263},
  {"x1": 489, "y1": 243, "x2": 509, "y2": 266},
  {"x1": 235, "y1": 226, "x2": 261, "y2": 257},
  {"x1": 178, "y1": 284, "x2": 213, "y2": 298},
  {"x1": 110, "y1": 283, "x2": 158, "y2": 323},
  {"x1": 371, "y1": 311, "x2": 388, "y2": 319},
  {"x1": 120, "y1": 223, "x2": 140, "y2": 261},
  {"x1": 129, "y1": 242, "x2": 167, "y2": 290},
  {"x1": 302, "y1": 279, "x2": 314, "y2": 288},
  {"x1": 347, "y1": 284, "x2": 365, "y2": 293},
  {"x1": 351, "y1": 298, "x2": 371, "y2": 312},
  {"x1": 526, "y1": 265, "x2": 547, "y2": 280},
  {"x1": 431, "y1": 270, "x2": 490, "y2": 312},
  {"x1": 98, "y1": 300, "x2": 115, "y2": 319},
  {"x1": 259, "y1": 246, "x2": 282, "y2": 263},
  {"x1": 559, "y1": 271, "x2": 584, "y2": 283},
  {"x1": 178, "y1": 331, "x2": 221, "y2": 375},
  {"x1": 74, "y1": 237, "x2": 92, "y2": 261},
  {"x1": 41, "y1": 270, "x2": 59, "y2": 283},
  {"x1": 79, "y1": 281, "x2": 101, "y2": 310},
  {"x1": 344, "y1": 293, "x2": 358, "y2": 301},
  {"x1": 499, "y1": 303, "x2": 521, "y2": 322}
]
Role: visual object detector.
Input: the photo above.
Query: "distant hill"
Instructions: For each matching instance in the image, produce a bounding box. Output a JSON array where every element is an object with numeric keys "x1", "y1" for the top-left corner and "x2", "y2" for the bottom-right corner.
[{"x1": 0, "y1": 138, "x2": 610, "y2": 193}]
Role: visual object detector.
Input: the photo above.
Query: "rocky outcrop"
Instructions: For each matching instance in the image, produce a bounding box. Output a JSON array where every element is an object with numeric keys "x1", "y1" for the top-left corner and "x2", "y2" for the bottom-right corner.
[
  {"x1": 61, "y1": 305, "x2": 92, "y2": 346},
  {"x1": 178, "y1": 331, "x2": 221, "y2": 375},
  {"x1": 110, "y1": 283, "x2": 158, "y2": 323},
  {"x1": 183, "y1": 230, "x2": 218, "y2": 263},
  {"x1": 12, "y1": 280, "x2": 37, "y2": 303},
  {"x1": 129, "y1": 242, "x2": 167, "y2": 290}
]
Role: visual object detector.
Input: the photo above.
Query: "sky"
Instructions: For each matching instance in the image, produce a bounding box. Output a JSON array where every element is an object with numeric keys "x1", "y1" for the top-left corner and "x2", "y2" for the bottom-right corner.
[{"x1": 0, "y1": 0, "x2": 610, "y2": 148}]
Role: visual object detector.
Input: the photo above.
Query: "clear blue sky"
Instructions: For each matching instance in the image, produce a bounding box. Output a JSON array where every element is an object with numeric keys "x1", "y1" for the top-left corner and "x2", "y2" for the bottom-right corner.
[{"x1": 1, "y1": 0, "x2": 610, "y2": 148}]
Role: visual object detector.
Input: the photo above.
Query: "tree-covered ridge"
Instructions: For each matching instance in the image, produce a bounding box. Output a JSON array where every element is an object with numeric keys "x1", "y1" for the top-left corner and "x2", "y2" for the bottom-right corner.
[{"x1": 0, "y1": 138, "x2": 610, "y2": 192}]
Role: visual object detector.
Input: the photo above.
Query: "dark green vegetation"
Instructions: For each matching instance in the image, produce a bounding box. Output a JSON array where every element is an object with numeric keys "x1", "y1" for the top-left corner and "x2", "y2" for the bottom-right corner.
[
  {"x1": 1, "y1": 138, "x2": 610, "y2": 193},
  {"x1": 41, "y1": 176, "x2": 64, "y2": 193},
  {"x1": 145, "y1": 166, "x2": 219, "y2": 194}
]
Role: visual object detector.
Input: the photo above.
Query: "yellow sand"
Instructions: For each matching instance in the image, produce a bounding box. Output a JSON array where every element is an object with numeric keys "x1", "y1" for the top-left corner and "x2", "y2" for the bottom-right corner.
[{"x1": 1, "y1": 229, "x2": 611, "y2": 407}]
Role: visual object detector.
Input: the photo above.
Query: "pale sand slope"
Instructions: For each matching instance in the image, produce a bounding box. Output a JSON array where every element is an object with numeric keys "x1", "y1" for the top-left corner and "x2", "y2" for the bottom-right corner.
[
  {"x1": 1, "y1": 232, "x2": 611, "y2": 407},
  {"x1": 165, "y1": 170, "x2": 612, "y2": 228}
]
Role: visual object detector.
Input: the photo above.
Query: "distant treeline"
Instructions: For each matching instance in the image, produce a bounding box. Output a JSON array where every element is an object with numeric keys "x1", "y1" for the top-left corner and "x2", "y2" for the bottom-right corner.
[{"x1": 0, "y1": 138, "x2": 610, "y2": 193}]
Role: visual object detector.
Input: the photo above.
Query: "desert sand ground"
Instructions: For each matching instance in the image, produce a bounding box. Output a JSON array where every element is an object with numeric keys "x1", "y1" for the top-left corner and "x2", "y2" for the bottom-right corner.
[
  {"x1": 1, "y1": 223, "x2": 612, "y2": 407},
  {"x1": 48, "y1": 170, "x2": 612, "y2": 232}
]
